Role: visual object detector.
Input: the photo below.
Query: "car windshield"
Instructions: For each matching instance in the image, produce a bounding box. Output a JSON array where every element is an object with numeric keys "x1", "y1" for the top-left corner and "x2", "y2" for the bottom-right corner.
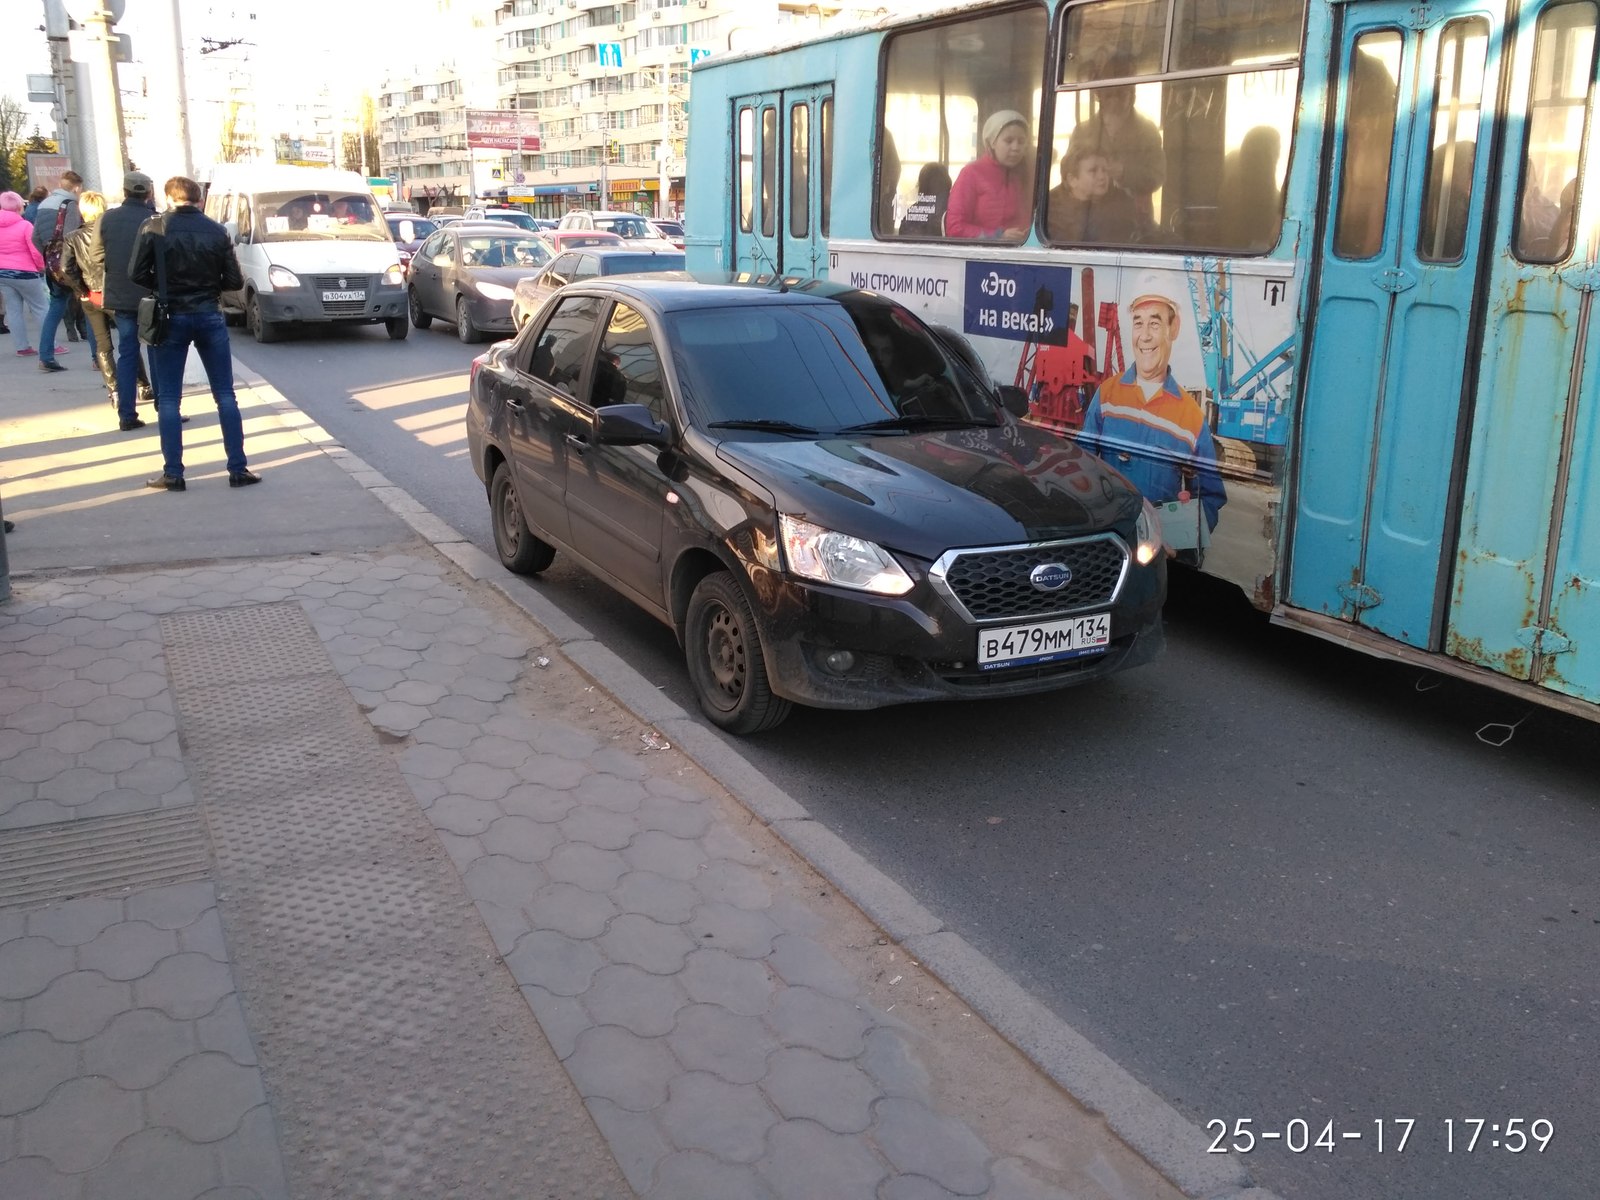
[
  {"x1": 459, "y1": 233, "x2": 551, "y2": 269},
  {"x1": 255, "y1": 191, "x2": 389, "y2": 242},
  {"x1": 484, "y1": 211, "x2": 539, "y2": 231},
  {"x1": 599, "y1": 253, "x2": 686, "y2": 275},
  {"x1": 386, "y1": 216, "x2": 437, "y2": 242},
  {"x1": 597, "y1": 216, "x2": 658, "y2": 240},
  {"x1": 666, "y1": 296, "x2": 999, "y2": 436},
  {"x1": 654, "y1": 221, "x2": 684, "y2": 237}
]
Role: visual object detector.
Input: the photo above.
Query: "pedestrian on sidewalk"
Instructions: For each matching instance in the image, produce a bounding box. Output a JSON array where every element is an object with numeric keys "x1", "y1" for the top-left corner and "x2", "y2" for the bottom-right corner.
[
  {"x1": 0, "y1": 191, "x2": 52, "y2": 358},
  {"x1": 31, "y1": 169, "x2": 85, "y2": 372},
  {"x1": 21, "y1": 186, "x2": 47, "y2": 224},
  {"x1": 62, "y1": 190, "x2": 145, "y2": 431},
  {"x1": 99, "y1": 171, "x2": 159, "y2": 417},
  {"x1": 130, "y1": 176, "x2": 259, "y2": 492}
]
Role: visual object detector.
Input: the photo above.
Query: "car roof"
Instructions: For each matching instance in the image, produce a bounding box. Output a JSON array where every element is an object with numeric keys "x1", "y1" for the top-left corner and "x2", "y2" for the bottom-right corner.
[
  {"x1": 562, "y1": 273, "x2": 879, "y2": 314},
  {"x1": 452, "y1": 221, "x2": 543, "y2": 233}
]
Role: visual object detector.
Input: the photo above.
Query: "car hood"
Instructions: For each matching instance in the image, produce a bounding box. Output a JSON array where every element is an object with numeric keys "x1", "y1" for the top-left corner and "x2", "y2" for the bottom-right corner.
[{"x1": 715, "y1": 422, "x2": 1139, "y2": 558}]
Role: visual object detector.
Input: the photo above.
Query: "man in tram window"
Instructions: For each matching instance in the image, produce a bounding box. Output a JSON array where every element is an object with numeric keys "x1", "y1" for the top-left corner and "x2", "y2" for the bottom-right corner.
[
  {"x1": 1067, "y1": 55, "x2": 1164, "y2": 227},
  {"x1": 1075, "y1": 276, "x2": 1227, "y2": 545}
]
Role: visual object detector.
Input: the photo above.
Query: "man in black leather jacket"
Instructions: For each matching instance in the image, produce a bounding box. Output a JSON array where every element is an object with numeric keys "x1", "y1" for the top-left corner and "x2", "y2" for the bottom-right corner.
[
  {"x1": 97, "y1": 172, "x2": 158, "y2": 422},
  {"x1": 130, "y1": 176, "x2": 259, "y2": 491}
]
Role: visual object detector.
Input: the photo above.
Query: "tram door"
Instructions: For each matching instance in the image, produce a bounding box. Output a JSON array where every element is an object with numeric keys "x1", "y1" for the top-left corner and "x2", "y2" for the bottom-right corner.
[
  {"x1": 1289, "y1": 5, "x2": 1503, "y2": 647},
  {"x1": 778, "y1": 87, "x2": 834, "y2": 280},
  {"x1": 1449, "y1": 0, "x2": 1600, "y2": 704},
  {"x1": 731, "y1": 87, "x2": 833, "y2": 277}
]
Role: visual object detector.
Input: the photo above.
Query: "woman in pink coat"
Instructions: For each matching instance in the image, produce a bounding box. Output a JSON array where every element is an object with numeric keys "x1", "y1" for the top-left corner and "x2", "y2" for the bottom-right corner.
[
  {"x1": 0, "y1": 191, "x2": 54, "y2": 358},
  {"x1": 946, "y1": 110, "x2": 1034, "y2": 241}
]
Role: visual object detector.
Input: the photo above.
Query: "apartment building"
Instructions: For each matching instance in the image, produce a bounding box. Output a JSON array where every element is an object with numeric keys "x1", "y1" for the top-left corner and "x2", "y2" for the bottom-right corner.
[{"x1": 379, "y1": 67, "x2": 477, "y2": 209}]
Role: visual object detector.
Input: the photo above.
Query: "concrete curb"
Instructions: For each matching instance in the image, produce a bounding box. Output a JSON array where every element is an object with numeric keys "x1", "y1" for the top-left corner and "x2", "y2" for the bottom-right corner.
[{"x1": 234, "y1": 362, "x2": 1279, "y2": 1200}]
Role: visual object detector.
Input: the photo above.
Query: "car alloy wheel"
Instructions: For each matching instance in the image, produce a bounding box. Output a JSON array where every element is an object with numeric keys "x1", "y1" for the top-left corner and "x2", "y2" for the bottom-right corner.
[
  {"x1": 408, "y1": 287, "x2": 432, "y2": 330},
  {"x1": 684, "y1": 573, "x2": 791, "y2": 734},
  {"x1": 457, "y1": 296, "x2": 482, "y2": 344}
]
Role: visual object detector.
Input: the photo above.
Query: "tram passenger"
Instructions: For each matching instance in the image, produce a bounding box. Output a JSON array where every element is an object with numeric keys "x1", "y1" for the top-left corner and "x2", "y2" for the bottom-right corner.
[
  {"x1": 1046, "y1": 146, "x2": 1144, "y2": 244},
  {"x1": 1067, "y1": 57, "x2": 1164, "y2": 226},
  {"x1": 898, "y1": 163, "x2": 952, "y2": 237},
  {"x1": 1221, "y1": 127, "x2": 1283, "y2": 251},
  {"x1": 946, "y1": 110, "x2": 1034, "y2": 241}
]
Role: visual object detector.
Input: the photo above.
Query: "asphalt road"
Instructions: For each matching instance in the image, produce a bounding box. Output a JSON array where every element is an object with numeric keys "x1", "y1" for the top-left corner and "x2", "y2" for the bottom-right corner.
[{"x1": 236, "y1": 322, "x2": 1600, "y2": 1200}]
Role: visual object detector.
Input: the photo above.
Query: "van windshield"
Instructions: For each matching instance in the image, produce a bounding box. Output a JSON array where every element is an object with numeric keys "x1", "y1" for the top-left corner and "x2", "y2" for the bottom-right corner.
[{"x1": 254, "y1": 192, "x2": 389, "y2": 243}]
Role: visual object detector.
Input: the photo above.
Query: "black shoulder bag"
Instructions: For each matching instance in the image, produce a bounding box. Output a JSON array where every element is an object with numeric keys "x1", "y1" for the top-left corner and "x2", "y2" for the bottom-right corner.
[{"x1": 137, "y1": 233, "x2": 171, "y2": 346}]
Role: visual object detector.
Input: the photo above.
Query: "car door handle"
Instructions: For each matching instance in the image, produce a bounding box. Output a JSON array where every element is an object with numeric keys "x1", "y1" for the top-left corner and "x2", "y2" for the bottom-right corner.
[{"x1": 566, "y1": 432, "x2": 590, "y2": 453}]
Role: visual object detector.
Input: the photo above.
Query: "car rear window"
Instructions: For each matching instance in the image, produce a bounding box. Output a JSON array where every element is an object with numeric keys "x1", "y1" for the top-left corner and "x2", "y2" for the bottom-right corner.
[{"x1": 599, "y1": 253, "x2": 686, "y2": 275}]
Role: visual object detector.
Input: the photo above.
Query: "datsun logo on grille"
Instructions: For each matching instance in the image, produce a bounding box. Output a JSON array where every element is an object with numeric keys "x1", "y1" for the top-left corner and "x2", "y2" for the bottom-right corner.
[{"x1": 1029, "y1": 563, "x2": 1072, "y2": 592}]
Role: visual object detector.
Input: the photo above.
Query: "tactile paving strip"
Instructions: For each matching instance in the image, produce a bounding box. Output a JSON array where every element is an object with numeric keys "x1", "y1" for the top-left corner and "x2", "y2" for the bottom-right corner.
[
  {"x1": 0, "y1": 806, "x2": 210, "y2": 910},
  {"x1": 161, "y1": 602, "x2": 627, "y2": 1199}
]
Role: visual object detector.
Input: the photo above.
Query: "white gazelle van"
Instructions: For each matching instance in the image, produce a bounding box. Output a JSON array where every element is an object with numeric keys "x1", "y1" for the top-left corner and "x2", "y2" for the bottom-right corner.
[{"x1": 204, "y1": 165, "x2": 408, "y2": 342}]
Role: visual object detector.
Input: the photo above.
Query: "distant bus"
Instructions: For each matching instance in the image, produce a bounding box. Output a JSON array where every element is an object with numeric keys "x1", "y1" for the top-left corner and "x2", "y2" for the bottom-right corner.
[{"x1": 683, "y1": 0, "x2": 1600, "y2": 721}]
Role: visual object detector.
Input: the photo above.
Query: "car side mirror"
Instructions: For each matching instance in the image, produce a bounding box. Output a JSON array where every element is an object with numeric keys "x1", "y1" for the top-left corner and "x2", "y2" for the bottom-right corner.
[
  {"x1": 595, "y1": 403, "x2": 671, "y2": 448},
  {"x1": 996, "y1": 384, "x2": 1030, "y2": 419}
]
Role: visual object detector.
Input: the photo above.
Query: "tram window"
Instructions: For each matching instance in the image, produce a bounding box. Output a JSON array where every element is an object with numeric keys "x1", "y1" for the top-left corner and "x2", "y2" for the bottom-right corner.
[
  {"x1": 877, "y1": 5, "x2": 1049, "y2": 242},
  {"x1": 1418, "y1": 19, "x2": 1490, "y2": 263},
  {"x1": 1515, "y1": 1, "x2": 1596, "y2": 263},
  {"x1": 1050, "y1": 0, "x2": 1305, "y2": 252},
  {"x1": 820, "y1": 97, "x2": 833, "y2": 237},
  {"x1": 738, "y1": 107, "x2": 754, "y2": 233},
  {"x1": 761, "y1": 106, "x2": 778, "y2": 238},
  {"x1": 790, "y1": 102, "x2": 810, "y2": 238},
  {"x1": 1332, "y1": 32, "x2": 1403, "y2": 260}
]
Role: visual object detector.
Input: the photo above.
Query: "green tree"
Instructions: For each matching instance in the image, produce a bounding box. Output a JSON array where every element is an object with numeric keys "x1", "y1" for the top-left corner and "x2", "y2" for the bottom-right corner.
[{"x1": 0, "y1": 96, "x2": 31, "y2": 193}]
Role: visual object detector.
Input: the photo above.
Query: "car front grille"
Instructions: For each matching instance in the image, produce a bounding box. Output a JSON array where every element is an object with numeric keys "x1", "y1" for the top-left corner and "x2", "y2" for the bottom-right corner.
[
  {"x1": 311, "y1": 275, "x2": 376, "y2": 317},
  {"x1": 933, "y1": 536, "x2": 1128, "y2": 622}
]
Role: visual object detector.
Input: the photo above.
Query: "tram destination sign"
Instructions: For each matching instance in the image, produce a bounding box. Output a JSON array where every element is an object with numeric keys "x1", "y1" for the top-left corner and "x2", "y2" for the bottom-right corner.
[{"x1": 963, "y1": 260, "x2": 1074, "y2": 347}]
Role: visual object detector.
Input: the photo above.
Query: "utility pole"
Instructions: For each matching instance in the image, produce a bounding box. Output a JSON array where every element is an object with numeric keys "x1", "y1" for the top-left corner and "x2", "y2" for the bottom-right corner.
[{"x1": 57, "y1": 0, "x2": 130, "y2": 193}]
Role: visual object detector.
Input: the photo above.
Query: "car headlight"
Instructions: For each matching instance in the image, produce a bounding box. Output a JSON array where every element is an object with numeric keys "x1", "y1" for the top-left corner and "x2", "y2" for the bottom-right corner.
[
  {"x1": 779, "y1": 515, "x2": 913, "y2": 595},
  {"x1": 1135, "y1": 499, "x2": 1164, "y2": 566},
  {"x1": 477, "y1": 281, "x2": 515, "y2": 301},
  {"x1": 266, "y1": 265, "x2": 300, "y2": 289},
  {"x1": 382, "y1": 263, "x2": 405, "y2": 286}
]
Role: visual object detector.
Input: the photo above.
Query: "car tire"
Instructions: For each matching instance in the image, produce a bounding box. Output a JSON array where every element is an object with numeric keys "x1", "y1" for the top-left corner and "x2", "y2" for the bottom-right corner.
[
  {"x1": 248, "y1": 293, "x2": 283, "y2": 344},
  {"x1": 684, "y1": 572, "x2": 792, "y2": 735},
  {"x1": 408, "y1": 287, "x2": 432, "y2": 330},
  {"x1": 457, "y1": 296, "x2": 483, "y2": 344},
  {"x1": 385, "y1": 316, "x2": 409, "y2": 341},
  {"x1": 489, "y1": 462, "x2": 555, "y2": 575}
]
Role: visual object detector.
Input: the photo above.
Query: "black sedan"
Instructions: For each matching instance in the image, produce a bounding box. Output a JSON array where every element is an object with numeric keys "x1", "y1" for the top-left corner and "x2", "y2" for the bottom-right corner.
[
  {"x1": 385, "y1": 212, "x2": 438, "y2": 277},
  {"x1": 407, "y1": 224, "x2": 552, "y2": 343},
  {"x1": 465, "y1": 276, "x2": 1166, "y2": 733},
  {"x1": 511, "y1": 247, "x2": 686, "y2": 330}
]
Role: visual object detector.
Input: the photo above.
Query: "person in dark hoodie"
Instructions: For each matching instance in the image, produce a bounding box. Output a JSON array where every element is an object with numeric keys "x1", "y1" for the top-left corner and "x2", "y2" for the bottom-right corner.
[
  {"x1": 96, "y1": 171, "x2": 159, "y2": 420},
  {"x1": 130, "y1": 175, "x2": 257, "y2": 492}
]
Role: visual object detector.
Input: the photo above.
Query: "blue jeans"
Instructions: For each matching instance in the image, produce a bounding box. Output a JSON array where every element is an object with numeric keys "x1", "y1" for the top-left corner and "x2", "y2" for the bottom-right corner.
[
  {"x1": 37, "y1": 284, "x2": 74, "y2": 365},
  {"x1": 149, "y1": 307, "x2": 247, "y2": 480},
  {"x1": 112, "y1": 310, "x2": 152, "y2": 417}
]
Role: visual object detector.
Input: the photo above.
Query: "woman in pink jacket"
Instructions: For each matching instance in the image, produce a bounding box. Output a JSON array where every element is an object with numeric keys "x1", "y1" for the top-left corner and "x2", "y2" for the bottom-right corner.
[
  {"x1": 0, "y1": 191, "x2": 54, "y2": 358},
  {"x1": 946, "y1": 110, "x2": 1034, "y2": 241}
]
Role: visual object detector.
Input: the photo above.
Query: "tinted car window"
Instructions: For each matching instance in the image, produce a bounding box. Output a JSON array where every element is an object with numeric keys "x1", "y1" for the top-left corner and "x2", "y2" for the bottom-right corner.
[
  {"x1": 599, "y1": 253, "x2": 686, "y2": 275},
  {"x1": 597, "y1": 302, "x2": 669, "y2": 421},
  {"x1": 544, "y1": 253, "x2": 578, "y2": 287},
  {"x1": 525, "y1": 295, "x2": 604, "y2": 395},
  {"x1": 574, "y1": 255, "x2": 600, "y2": 279},
  {"x1": 666, "y1": 299, "x2": 997, "y2": 432},
  {"x1": 596, "y1": 216, "x2": 657, "y2": 240}
]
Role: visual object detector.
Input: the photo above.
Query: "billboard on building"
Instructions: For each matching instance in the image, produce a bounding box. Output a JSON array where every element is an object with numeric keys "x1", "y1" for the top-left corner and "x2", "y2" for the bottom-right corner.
[
  {"x1": 466, "y1": 110, "x2": 542, "y2": 152},
  {"x1": 26, "y1": 153, "x2": 71, "y2": 192}
]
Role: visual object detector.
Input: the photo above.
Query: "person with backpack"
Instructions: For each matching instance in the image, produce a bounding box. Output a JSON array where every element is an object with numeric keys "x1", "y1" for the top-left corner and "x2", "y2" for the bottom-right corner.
[{"x1": 32, "y1": 169, "x2": 86, "y2": 373}]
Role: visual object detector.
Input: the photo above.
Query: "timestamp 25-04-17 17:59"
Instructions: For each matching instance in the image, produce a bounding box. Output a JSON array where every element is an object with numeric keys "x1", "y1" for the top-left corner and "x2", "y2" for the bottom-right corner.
[{"x1": 1206, "y1": 1117, "x2": 1554, "y2": 1154}]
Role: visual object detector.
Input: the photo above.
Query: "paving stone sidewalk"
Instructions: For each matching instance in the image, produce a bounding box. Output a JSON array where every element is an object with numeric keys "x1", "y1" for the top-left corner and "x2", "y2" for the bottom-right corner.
[{"x1": 0, "y1": 550, "x2": 1185, "y2": 1199}]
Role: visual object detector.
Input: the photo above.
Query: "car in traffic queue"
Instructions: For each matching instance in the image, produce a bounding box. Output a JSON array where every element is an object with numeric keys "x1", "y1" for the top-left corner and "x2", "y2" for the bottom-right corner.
[
  {"x1": 385, "y1": 212, "x2": 439, "y2": 278},
  {"x1": 650, "y1": 218, "x2": 686, "y2": 250},
  {"x1": 407, "y1": 223, "x2": 553, "y2": 343},
  {"x1": 465, "y1": 275, "x2": 1167, "y2": 734},
  {"x1": 466, "y1": 207, "x2": 543, "y2": 233},
  {"x1": 510, "y1": 246, "x2": 687, "y2": 330},
  {"x1": 557, "y1": 209, "x2": 679, "y2": 252},
  {"x1": 537, "y1": 229, "x2": 626, "y2": 257}
]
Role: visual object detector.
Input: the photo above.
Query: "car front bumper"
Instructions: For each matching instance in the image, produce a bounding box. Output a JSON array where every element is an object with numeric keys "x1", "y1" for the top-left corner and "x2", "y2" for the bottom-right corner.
[
  {"x1": 255, "y1": 283, "x2": 406, "y2": 325},
  {"x1": 746, "y1": 559, "x2": 1166, "y2": 710}
]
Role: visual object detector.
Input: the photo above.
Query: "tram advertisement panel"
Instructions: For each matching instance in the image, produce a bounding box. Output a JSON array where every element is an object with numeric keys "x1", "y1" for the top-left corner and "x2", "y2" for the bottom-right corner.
[{"x1": 831, "y1": 247, "x2": 1299, "y2": 602}]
